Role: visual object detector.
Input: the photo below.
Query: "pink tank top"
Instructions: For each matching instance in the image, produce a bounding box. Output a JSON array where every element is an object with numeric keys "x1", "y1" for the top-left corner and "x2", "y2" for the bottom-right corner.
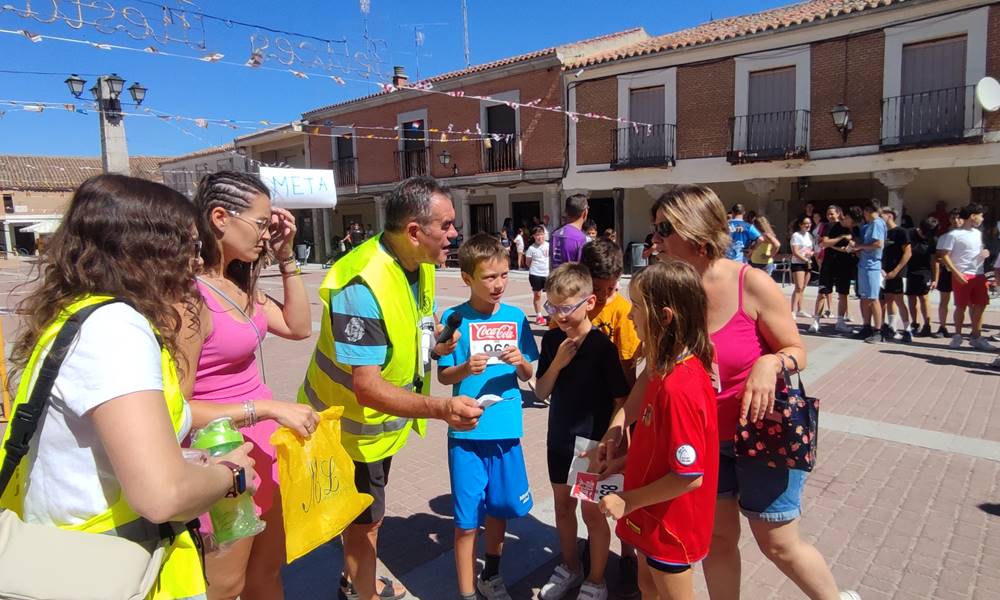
[
  {"x1": 709, "y1": 265, "x2": 772, "y2": 442},
  {"x1": 192, "y1": 280, "x2": 272, "y2": 403}
]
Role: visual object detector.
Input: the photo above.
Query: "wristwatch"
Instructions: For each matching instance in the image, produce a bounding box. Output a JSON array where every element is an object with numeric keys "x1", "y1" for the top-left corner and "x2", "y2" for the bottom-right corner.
[{"x1": 218, "y1": 460, "x2": 247, "y2": 498}]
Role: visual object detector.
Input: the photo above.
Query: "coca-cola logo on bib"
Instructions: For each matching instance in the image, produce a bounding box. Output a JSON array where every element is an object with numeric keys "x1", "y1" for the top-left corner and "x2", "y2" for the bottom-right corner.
[{"x1": 470, "y1": 322, "x2": 516, "y2": 340}]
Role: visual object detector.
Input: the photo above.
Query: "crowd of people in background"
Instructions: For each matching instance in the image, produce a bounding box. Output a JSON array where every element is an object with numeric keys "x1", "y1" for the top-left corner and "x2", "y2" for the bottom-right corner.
[{"x1": 718, "y1": 197, "x2": 999, "y2": 367}]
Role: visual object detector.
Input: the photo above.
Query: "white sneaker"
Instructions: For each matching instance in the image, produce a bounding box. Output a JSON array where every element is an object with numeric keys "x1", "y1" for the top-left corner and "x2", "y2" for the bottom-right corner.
[
  {"x1": 949, "y1": 334, "x2": 964, "y2": 349},
  {"x1": 808, "y1": 319, "x2": 820, "y2": 333},
  {"x1": 971, "y1": 337, "x2": 996, "y2": 351},
  {"x1": 796, "y1": 310, "x2": 813, "y2": 319},
  {"x1": 839, "y1": 592, "x2": 862, "y2": 600},
  {"x1": 477, "y1": 574, "x2": 512, "y2": 600},
  {"x1": 539, "y1": 565, "x2": 584, "y2": 600},
  {"x1": 576, "y1": 581, "x2": 608, "y2": 600},
  {"x1": 835, "y1": 321, "x2": 853, "y2": 334}
]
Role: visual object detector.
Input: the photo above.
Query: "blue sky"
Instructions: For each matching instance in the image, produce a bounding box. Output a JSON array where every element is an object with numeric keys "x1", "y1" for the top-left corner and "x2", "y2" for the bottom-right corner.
[{"x1": 0, "y1": 0, "x2": 790, "y2": 157}]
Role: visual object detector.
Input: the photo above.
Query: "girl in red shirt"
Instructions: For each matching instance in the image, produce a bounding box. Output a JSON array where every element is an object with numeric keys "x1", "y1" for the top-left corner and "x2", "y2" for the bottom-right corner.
[{"x1": 597, "y1": 260, "x2": 718, "y2": 600}]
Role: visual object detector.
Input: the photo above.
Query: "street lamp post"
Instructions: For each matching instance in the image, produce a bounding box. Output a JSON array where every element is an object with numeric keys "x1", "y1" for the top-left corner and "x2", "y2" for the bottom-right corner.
[{"x1": 66, "y1": 73, "x2": 147, "y2": 175}]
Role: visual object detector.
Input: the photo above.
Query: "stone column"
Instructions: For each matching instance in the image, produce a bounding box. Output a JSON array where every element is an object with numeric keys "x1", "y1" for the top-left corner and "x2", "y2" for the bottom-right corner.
[
  {"x1": 375, "y1": 195, "x2": 388, "y2": 231},
  {"x1": 743, "y1": 178, "x2": 779, "y2": 215},
  {"x1": 874, "y1": 169, "x2": 918, "y2": 216},
  {"x1": 450, "y1": 189, "x2": 468, "y2": 238}
]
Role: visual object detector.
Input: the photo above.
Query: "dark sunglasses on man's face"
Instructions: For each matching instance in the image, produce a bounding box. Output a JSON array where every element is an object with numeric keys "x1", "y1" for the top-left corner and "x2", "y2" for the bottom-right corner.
[{"x1": 651, "y1": 219, "x2": 673, "y2": 238}]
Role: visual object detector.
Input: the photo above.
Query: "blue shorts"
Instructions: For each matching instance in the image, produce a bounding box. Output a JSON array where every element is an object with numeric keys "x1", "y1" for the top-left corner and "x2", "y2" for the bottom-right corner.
[
  {"x1": 448, "y1": 438, "x2": 533, "y2": 530},
  {"x1": 857, "y1": 268, "x2": 882, "y2": 300},
  {"x1": 717, "y1": 443, "x2": 806, "y2": 523}
]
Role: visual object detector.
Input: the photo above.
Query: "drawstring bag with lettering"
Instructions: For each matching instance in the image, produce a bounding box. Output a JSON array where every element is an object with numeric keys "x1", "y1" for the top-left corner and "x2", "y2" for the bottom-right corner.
[{"x1": 270, "y1": 406, "x2": 372, "y2": 563}]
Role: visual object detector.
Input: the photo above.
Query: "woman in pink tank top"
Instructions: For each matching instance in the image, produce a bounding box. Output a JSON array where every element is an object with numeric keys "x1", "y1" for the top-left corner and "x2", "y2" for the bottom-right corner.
[
  {"x1": 642, "y1": 186, "x2": 858, "y2": 600},
  {"x1": 180, "y1": 172, "x2": 316, "y2": 600}
]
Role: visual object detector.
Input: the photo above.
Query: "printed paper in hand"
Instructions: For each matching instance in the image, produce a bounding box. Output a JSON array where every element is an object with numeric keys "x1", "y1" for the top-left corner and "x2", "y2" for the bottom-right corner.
[
  {"x1": 468, "y1": 321, "x2": 517, "y2": 365},
  {"x1": 566, "y1": 436, "x2": 624, "y2": 503},
  {"x1": 477, "y1": 394, "x2": 504, "y2": 409}
]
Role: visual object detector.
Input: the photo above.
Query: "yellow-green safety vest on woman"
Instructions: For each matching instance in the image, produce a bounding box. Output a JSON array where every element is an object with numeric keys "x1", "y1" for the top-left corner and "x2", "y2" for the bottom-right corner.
[
  {"x1": 0, "y1": 295, "x2": 207, "y2": 600},
  {"x1": 298, "y1": 234, "x2": 436, "y2": 463}
]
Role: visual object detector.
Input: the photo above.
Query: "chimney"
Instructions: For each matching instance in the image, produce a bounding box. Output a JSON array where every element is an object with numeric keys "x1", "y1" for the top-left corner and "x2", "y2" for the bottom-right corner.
[{"x1": 392, "y1": 66, "x2": 408, "y2": 88}]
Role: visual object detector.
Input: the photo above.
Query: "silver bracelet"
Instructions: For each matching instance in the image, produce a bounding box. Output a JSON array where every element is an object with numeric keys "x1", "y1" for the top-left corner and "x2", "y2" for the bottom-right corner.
[{"x1": 243, "y1": 400, "x2": 257, "y2": 427}]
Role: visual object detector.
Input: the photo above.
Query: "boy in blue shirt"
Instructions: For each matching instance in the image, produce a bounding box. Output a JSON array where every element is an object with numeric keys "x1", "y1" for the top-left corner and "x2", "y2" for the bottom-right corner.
[
  {"x1": 726, "y1": 203, "x2": 762, "y2": 262},
  {"x1": 438, "y1": 233, "x2": 539, "y2": 600},
  {"x1": 850, "y1": 202, "x2": 887, "y2": 343}
]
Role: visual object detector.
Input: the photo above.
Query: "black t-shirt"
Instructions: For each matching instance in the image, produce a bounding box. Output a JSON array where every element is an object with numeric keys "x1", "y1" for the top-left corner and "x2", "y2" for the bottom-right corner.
[
  {"x1": 883, "y1": 226, "x2": 911, "y2": 273},
  {"x1": 538, "y1": 327, "x2": 630, "y2": 452},
  {"x1": 907, "y1": 229, "x2": 936, "y2": 273},
  {"x1": 822, "y1": 223, "x2": 853, "y2": 267}
]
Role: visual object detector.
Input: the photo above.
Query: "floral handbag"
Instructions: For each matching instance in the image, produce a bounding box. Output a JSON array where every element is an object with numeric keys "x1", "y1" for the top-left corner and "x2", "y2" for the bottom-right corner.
[{"x1": 734, "y1": 354, "x2": 818, "y2": 471}]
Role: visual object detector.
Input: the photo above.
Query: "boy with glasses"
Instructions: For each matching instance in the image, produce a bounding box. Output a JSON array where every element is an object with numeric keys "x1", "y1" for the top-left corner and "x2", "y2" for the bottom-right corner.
[{"x1": 535, "y1": 263, "x2": 630, "y2": 600}]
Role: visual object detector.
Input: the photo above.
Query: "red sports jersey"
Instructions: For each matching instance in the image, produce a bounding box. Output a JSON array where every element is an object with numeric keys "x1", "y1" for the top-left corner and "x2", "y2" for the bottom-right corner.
[{"x1": 616, "y1": 357, "x2": 719, "y2": 565}]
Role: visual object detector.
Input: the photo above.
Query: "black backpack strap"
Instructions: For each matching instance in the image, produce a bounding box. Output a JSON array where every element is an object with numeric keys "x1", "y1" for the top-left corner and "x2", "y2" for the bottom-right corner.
[{"x1": 0, "y1": 299, "x2": 123, "y2": 495}]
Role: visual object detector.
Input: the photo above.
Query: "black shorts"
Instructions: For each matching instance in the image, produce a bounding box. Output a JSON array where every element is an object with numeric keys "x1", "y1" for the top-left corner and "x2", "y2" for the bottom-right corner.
[
  {"x1": 818, "y1": 260, "x2": 852, "y2": 295},
  {"x1": 790, "y1": 262, "x2": 810, "y2": 273},
  {"x1": 352, "y1": 457, "x2": 393, "y2": 524},
  {"x1": 646, "y1": 556, "x2": 692, "y2": 574},
  {"x1": 529, "y1": 274, "x2": 547, "y2": 292},
  {"x1": 906, "y1": 271, "x2": 932, "y2": 296},
  {"x1": 937, "y1": 270, "x2": 953, "y2": 293},
  {"x1": 883, "y1": 274, "x2": 904, "y2": 295},
  {"x1": 546, "y1": 447, "x2": 574, "y2": 485}
]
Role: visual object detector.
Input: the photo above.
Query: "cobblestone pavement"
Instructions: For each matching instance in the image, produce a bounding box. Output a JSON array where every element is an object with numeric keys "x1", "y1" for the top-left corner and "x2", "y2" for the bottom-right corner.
[{"x1": 1, "y1": 261, "x2": 997, "y2": 600}]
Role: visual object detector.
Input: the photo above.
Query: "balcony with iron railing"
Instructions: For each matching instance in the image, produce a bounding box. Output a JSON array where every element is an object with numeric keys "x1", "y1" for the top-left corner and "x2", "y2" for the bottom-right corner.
[
  {"x1": 479, "y1": 134, "x2": 520, "y2": 173},
  {"x1": 394, "y1": 147, "x2": 428, "y2": 180},
  {"x1": 611, "y1": 123, "x2": 676, "y2": 169},
  {"x1": 330, "y1": 157, "x2": 357, "y2": 187},
  {"x1": 727, "y1": 109, "x2": 809, "y2": 164},
  {"x1": 881, "y1": 85, "x2": 983, "y2": 148}
]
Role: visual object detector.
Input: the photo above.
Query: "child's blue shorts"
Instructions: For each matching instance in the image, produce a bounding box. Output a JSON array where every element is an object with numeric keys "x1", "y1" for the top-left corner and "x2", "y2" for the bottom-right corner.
[{"x1": 448, "y1": 438, "x2": 533, "y2": 530}]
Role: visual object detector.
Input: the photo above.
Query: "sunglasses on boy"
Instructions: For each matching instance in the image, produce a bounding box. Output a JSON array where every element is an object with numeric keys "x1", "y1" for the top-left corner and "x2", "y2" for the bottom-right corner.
[
  {"x1": 543, "y1": 296, "x2": 591, "y2": 317},
  {"x1": 651, "y1": 219, "x2": 673, "y2": 238}
]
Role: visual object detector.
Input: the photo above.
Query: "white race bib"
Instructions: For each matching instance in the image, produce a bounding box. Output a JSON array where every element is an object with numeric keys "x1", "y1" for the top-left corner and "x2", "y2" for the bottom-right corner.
[{"x1": 469, "y1": 321, "x2": 518, "y2": 365}]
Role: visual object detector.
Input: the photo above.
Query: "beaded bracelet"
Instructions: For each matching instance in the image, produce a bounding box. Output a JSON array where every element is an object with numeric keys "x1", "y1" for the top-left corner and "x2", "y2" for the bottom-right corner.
[{"x1": 243, "y1": 399, "x2": 257, "y2": 427}]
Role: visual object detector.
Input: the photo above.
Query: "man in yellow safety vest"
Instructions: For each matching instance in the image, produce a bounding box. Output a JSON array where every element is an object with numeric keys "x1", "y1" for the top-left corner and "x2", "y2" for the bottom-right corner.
[{"x1": 299, "y1": 176, "x2": 482, "y2": 600}]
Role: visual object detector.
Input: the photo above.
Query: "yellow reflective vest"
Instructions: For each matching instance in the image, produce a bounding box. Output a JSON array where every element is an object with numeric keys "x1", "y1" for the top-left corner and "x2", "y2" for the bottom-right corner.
[
  {"x1": 0, "y1": 295, "x2": 207, "y2": 600},
  {"x1": 298, "y1": 234, "x2": 436, "y2": 463}
]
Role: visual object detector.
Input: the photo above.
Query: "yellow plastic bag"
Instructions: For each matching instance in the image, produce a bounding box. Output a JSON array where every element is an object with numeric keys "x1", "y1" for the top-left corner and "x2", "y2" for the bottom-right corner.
[{"x1": 270, "y1": 406, "x2": 373, "y2": 563}]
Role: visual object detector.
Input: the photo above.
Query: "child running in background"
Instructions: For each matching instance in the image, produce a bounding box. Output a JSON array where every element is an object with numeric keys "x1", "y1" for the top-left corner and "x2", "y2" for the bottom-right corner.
[
  {"x1": 535, "y1": 263, "x2": 630, "y2": 600},
  {"x1": 438, "y1": 233, "x2": 539, "y2": 600},
  {"x1": 524, "y1": 225, "x2": 551, "y2": 325},
  {"x1": 595, "y1": 260, "x2": 719, "y2": 600}
]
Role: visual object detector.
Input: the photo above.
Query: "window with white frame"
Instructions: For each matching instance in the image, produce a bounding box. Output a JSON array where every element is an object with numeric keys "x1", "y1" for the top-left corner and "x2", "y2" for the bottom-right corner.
[
  {"x1": 732, "y1": 46, "x2": 809, "y2": 158},
  {"x1": 882, "y1": 7, "x2": 987, "y2": 146},
  {"x1": 613, "y1": 68, "x2": 676, "y2": 168}
]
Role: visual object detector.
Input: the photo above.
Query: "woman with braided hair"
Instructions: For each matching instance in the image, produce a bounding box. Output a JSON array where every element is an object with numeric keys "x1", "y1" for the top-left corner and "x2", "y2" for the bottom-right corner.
[{"x1": 179, "y1": 170, "x2": 317, "y2": 600}]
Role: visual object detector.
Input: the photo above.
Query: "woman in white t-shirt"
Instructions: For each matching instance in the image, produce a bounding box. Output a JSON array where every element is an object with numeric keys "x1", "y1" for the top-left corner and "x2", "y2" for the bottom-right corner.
[
  {"x1": 524, "y1": 225, "x2": 550, "y2": 324},
  {"x1": 513, "y1": 227, "x2": 526, "y2": 270},
  {"x1": 6, "y1": 175, "x2": 256, "y2": 586},
  {"x1": 790, "y1": 216, "x2": 815, "y2": 318}
]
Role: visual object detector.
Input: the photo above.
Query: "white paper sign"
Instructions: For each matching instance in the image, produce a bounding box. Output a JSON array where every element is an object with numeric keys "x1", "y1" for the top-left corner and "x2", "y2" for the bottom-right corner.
[
  {"x1": 468, "y1": 321, "x2": 517, "y2": 365},
  {"x1": 259, "y1": 167, "x2": 338, "y2": 209}
]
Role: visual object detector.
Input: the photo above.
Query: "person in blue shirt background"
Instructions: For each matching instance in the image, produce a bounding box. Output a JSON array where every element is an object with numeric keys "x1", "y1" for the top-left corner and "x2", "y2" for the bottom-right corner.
[
  {"x1": 726, "y1": 203, "x2": 762, "y2": 262},
  {"x1": 850, "y1": 202, "x2": 887, "y2": 343},
  {"x1": 438, "y1": 233, "x2": 539, "y2": 600}
]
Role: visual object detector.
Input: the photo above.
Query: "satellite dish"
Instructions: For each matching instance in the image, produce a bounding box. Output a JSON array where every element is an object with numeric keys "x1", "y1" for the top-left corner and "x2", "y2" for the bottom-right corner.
[{"x1": 975, "y1": 76, "x2": 1000, "y2": 112}]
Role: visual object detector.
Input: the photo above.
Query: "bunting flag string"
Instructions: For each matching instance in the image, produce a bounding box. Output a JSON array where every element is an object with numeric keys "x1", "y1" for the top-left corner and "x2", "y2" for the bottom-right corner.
[
  {"x1": 0, "y1": 27, "x2": 655, "y2": 131},
  {"x1": 0, "y1": 99, "x2": 512, "y2": 144}
]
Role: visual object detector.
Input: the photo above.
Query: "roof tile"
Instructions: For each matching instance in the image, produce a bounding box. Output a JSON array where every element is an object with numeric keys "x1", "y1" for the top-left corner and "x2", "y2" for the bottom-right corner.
[{"x1": 0, "y1": 155, "x2": 167, "y2": 191}]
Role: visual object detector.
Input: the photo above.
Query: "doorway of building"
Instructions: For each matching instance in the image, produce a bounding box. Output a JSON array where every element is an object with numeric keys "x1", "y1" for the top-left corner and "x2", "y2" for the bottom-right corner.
[
  {"x1": 469, "y1": 203, "x2": 496, "y2": 234},
  {"x1": 588, "y1": 197, "x2": 615, "y2": 235},
  {"x1": 511, "y1": 200, "x2": 540, "y2": 234}
]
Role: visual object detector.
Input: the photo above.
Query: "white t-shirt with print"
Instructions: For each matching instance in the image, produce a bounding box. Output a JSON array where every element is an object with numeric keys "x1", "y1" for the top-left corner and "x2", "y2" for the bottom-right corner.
[
  {"x1": 22, "y1": 303, "x2": 189, "y2": 527},
  {"x1": 790, "y1": 231, "x2": 814, "y2": 264},
  {"x1": 937, "y1": 228, "x2": 984, "y2": 275},
  {"x1": 525, "y1": 242, "x2": 550, "y2": 277}
]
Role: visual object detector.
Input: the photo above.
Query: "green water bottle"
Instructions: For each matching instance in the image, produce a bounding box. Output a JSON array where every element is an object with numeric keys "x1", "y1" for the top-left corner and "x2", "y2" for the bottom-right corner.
[{"x1": 190, "y1": 417, "x2": 266, "y2": 545}]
